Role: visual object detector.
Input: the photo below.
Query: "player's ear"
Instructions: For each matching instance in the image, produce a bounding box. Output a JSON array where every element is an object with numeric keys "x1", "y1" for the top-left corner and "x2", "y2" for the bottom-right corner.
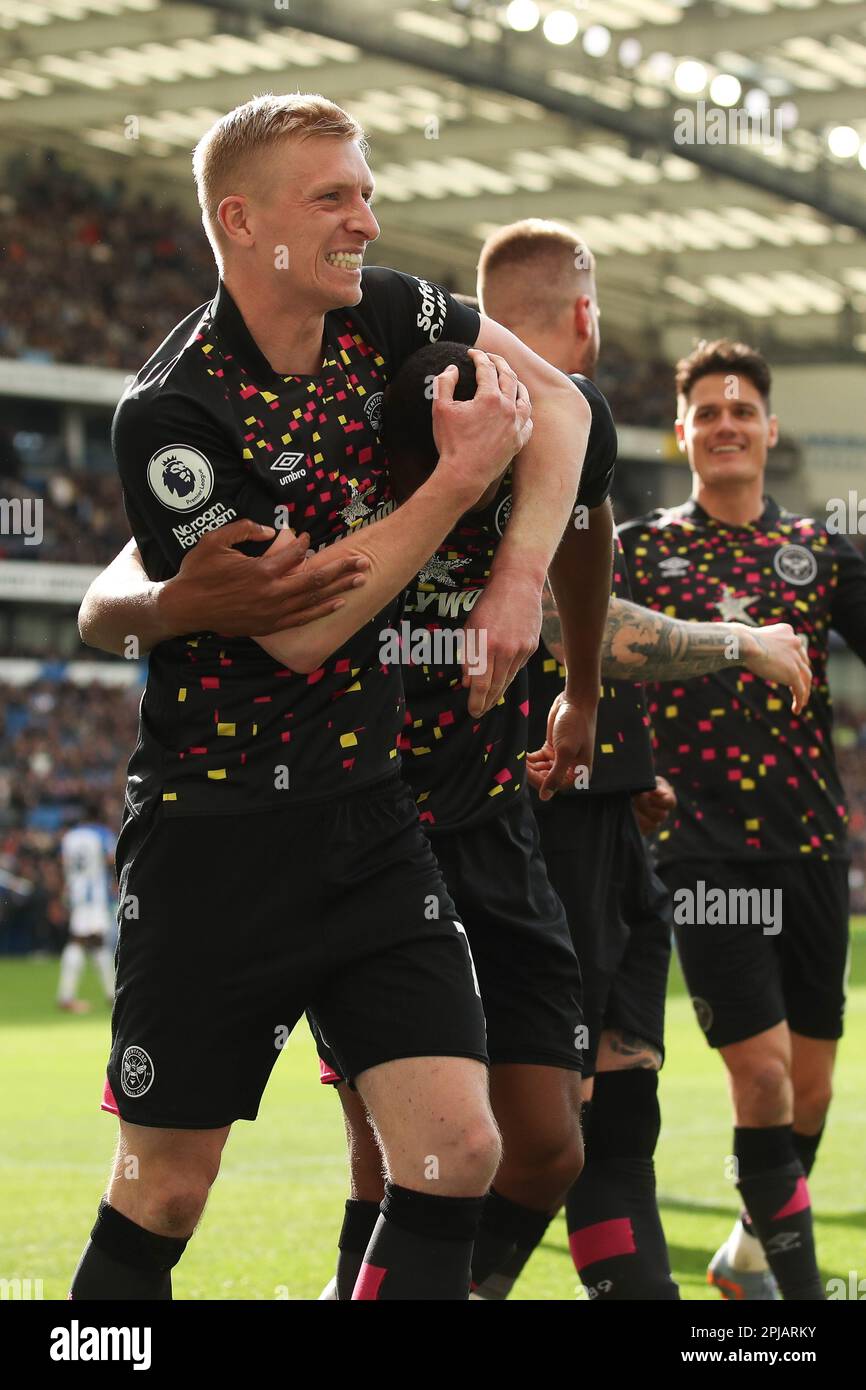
[
  {"x1": 218, "y1": 193, "x2": 253, "y2": 248},
  {"x1": 573, "y1": 295, "x2": 592, "y2": 342},
  {"x1": 766, "y1": 413, "x2": 779, "y2": 449},
  {"x1": 674, "y1": 418, "x2": 687, "y2": 452}
]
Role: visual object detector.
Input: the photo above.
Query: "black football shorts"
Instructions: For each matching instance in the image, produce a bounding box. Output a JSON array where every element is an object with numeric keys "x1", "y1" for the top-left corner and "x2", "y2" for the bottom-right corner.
[
  {"x1": 313, "y1": 790, "x2": 584, "y2": 1081},
  {"x1": 531, "y1": 791, "x2": 672, "y2": 1077},
  {"x1": 103, "y1": 776, "x2": 488, "y2": 1128},
  {"x1": 658, "y1": 857, "x2": 849, "y2": 1048}
]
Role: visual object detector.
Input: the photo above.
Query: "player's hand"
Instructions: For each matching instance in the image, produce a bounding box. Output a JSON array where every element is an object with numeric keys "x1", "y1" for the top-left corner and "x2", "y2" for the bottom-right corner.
[
  {"x1": 433, "y1": 349, "x2": 532, "y2": 505},
  {"x1": 527, "y1": 690, "x2": 598, "y2": 801},
  {"x1": 736, "y1": 621, "x2": 812, "y2": 715},
  {"x1": 159, "y1": 519, "x2": 369, "y2": 638},
  {"x1": 632, "y1": 776, "x2": 677, "y2": 836},
  {"x1": 461, "y1": 572, "x2": 541, "y2": 717}
]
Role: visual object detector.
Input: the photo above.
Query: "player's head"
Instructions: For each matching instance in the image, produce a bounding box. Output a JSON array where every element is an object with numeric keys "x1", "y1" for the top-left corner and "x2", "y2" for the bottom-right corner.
[
  {"x1": 477, "y1": 219, "x2": 599, "y2": 375},
  {"x1": 193, "y1": 93, "x2": 379, "y2": 310},
  {"x1": 674, "y1": 339, "x2": 778, "y2": 489},
  {"x1": 382, "y1": 341, "x2": 478, "y2": 503}
]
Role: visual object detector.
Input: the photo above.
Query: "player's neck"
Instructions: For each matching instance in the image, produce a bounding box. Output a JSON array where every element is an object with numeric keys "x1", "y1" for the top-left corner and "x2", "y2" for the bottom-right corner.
[
  {"x1": 692, "y1": 479, "x2": 766, "y2": 526},
  {"x1": 508, "y1": 329, "x2": 593, "y2": 380},
  {"x1": 224, "y1": 273, "x2": 327, "y2": 376}
]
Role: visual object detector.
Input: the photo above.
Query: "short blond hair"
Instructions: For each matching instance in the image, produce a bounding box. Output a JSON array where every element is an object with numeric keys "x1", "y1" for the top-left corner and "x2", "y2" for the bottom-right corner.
[
  {"x1": 192, "y1": 92, "x2": 366, "y2": 256},
  {"x1": 478, "y1": 218, "x2": 596, "y2": 328}
]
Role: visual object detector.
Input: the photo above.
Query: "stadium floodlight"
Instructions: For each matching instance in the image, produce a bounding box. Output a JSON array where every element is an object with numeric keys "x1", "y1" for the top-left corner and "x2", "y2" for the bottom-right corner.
[
  {"x1": 744, "y1": 88, "x2": 770, "y2": 117},
  {"x1": 542, "y1": 10, "x2": 579, "y2": 45},
  {"x1": 709, "y1": 74, "x2": 741, "y2": 107},
  {"x1": 582, "y1": 25, "x2": 611, "y2": 58},
  {"x1": 827, "y1": 126, "x2": 859, "y2": 159},
  {"x1": 618, "y1": 38, "x2": 641, "y2": 69},
  {"x1": 647, "y1": 51, "x2": 675, "y2": 81},
  {"x1": 505, "y1": 0, "x2": 540, "y2": 31},
  {"x1": 674, "y1": 60, "x2": 708, "y2": 96},
  {"x1": 778, "y1": 101, "x2": 799, "y2": 131}
]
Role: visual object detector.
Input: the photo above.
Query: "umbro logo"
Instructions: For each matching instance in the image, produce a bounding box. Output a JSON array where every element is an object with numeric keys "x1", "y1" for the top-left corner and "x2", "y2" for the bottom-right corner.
[
  {"x1": 659, "y1": 556, "x2": 691, "y2": 577},
  {"x1": 764, "y1": 1231, "x2": 801, "y2": 1255},
  {"x1": 270, "y1": 451, "x2": 307, "y2": 482}
]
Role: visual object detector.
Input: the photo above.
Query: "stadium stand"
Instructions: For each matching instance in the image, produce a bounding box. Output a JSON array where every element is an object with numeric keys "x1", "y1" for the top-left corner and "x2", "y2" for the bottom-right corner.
[{"x1": 0, "y1": 151, "x2": 678, "y2": 431}]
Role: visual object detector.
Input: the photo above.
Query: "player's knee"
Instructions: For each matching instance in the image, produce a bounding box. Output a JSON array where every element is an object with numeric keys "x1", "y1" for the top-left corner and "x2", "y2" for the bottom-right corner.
[
  {"x1": 734, "y1": 1056, "x2": 790, "y2": 1111},
  {"x1": 503, "y1": 1123, "x2": 584, "y2": 1197},
  {"x1": 539, "y1": 1126, "x2": 584, "y2": 1196},
  {"x1": 142, "y1": 1183, "x2": 209, "y2": 1238},
  {"x1": 794, "y1": 1079, "x2": 832, "y2": 1130},
  {"x1": 449, "y1": 1117, "x2": 502, "y2": 1190}
]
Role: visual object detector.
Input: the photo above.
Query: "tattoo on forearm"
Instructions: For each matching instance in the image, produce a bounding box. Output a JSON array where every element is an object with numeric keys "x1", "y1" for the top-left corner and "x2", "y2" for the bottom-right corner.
[
  {"x1": 540, "y1": 583, "x2": 565, "y2": 664},
  {"x1": 602, "y1": 598, "x2": 746, "y2": 681}
]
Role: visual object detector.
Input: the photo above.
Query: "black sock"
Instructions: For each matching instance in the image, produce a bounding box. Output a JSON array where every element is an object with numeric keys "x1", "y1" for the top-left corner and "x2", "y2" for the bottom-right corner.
[
  {"x1": 741, "y1": 1126, "x2": 824, "y2": 1238},
  {"x1": 471, "y1": 1216, "x2": 555, "y2": 1300},
  {"x1": 352, "y1": 1182, "x2": 484, "y2": 1300},
  {"x1": 566, "y1": 1073, "x2": 679, "y2": 1301},
  {"x1": 470, "y1": 1188, "x2": 552, "y2": 1292},
  {"x1": 792, "y1": 1126, "x2": 824, "y2": 1178},
  {"x1": 735, "y1": 1126, "x2": 824, "y2": 1300},
  {"x1": 472, "y1": 1100, "x2": 595, "y2": 1301},
  {"x1": 335, "y1": 1199, "x2": 380, "y2": 1301},
  {"x1": 69, "y1": 1198, "x2": 189, "y2": 1300}
]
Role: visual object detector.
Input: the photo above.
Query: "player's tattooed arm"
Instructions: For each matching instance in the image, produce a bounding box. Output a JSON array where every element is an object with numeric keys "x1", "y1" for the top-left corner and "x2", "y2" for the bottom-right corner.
[
  {"x1": 600, "y1": 599, "x2": 812, "y2": 711},
  {"x1": 541, "y1": 592, "x2": 812, "y2": 710},
  {"x1": 602, "y1": 597, "x2": 744, "y2": 679},
  {"x1": 540, "y1": 580, "x2": 566, "y2": 666}
]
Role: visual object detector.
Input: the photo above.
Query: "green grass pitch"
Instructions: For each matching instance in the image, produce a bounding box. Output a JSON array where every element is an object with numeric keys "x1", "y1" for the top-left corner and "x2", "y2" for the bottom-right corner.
[{"x1": 2, "y1": 923, "x2": 864, "y2": 1301}]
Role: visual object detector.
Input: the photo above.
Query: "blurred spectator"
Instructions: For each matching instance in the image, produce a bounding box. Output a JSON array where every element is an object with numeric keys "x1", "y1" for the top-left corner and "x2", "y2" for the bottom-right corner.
[
  {"x1": 596, "y1": 340, "x2": 677, "y2": 430},
  {"x1": 0, "y1": 677, "x2": 134, "y2": 953},
  {"x1": 0, "y1": 468, "x2": 130, "y2": 565},
  {"x1": 0, "y1": 150, "x2": 214, "y2": 371}
]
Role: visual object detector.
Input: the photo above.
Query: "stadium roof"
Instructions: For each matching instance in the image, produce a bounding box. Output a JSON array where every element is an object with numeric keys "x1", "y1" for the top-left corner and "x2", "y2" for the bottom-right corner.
[{"x1": 2, "y1": 0, "x2": 866, "y2": 352}]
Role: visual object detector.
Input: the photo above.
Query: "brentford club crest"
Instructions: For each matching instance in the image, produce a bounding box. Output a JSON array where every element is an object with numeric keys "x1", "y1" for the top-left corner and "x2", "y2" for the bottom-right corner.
[
  {"x1": 120, "y1": 1045, "x2": 155, "y2": 1099},
  {"x1": 363, "y1": 391, "x2": 384, "y2": 434},
  {"x1": 773, "y1": 544, "x2": 817, "y2": 586}
]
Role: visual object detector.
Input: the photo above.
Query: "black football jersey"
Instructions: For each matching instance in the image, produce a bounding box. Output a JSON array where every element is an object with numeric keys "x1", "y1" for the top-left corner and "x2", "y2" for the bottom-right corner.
[
  {"x1": 401, "y1": 375, "x2": 617, "y2": 829},
  {"x1": 113, "y1": 270, "x2": 480, "y2": 816},
  {"x1": 527, "y1": 531, "x2": 656, "y2": 797},
  {"x1": 618, "y1": 497, "x2": 866, "y2": 863}
]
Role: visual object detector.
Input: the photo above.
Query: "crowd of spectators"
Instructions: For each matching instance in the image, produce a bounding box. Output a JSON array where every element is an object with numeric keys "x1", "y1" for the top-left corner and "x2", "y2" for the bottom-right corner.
[
  {"x1": 0, "y1": 458, "x2": 129, "y2": 566},
  {"x1": 0, "y1": 151, "x2": 214, "y2": 371},
  {"x1": 0, "y1": 679, "x2": 136, "y2": 952},
  {"x1": 0, "y1": 151, "x2": 679, "y2": 427},
  {"x1": 596, "y1": 343, "x2": 676, "y2": 430}
]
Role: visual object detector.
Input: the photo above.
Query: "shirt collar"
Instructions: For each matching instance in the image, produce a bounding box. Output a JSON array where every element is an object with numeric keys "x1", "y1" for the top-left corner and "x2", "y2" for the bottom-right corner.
[
  {"x1": 680, "y1": 495, "x2": 780, "y2": 529},
  {"x1": 210, "y1": 280, "x2": 284, "y2": 384}
]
